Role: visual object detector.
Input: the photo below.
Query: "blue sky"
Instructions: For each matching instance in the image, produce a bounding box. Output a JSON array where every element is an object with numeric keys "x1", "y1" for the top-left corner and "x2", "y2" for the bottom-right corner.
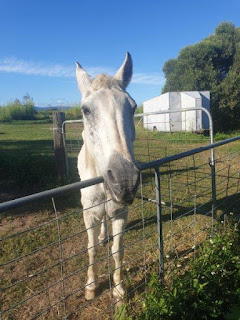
[{"x1": 0, "y1": 0, "x2": 240, "y2": 107}]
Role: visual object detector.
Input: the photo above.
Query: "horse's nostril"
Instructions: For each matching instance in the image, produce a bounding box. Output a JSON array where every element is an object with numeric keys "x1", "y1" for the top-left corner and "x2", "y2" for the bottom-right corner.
[
  {"x1": 107, "y1": 169, "x2": 121, "y2": 197},
  {"x1": 106, "y1": 157, "x2": 140, "y2": 205},
  {"x1": 107, "y1": 170, "x2": 118, "y2": 185}
]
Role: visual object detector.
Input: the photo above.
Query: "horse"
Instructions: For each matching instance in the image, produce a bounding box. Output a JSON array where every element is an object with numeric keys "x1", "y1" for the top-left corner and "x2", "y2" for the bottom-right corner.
[{"x1": 76, "y1": 52, "x2": 140, "y2": 306}]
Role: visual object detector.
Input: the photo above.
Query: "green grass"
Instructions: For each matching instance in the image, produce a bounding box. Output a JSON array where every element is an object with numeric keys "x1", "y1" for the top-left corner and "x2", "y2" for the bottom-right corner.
[
  {"x1": 0, "y1": 119, "x2": 240, "y2": 319},
  {"x1": 0, "y1": 120, "x2": 58, "y2": 192}
]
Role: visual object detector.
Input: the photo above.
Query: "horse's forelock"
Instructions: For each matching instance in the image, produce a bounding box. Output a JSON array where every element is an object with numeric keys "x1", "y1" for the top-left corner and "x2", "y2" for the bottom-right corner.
[{"x1": 91, "y1": 74, "x2": 123, "y2": 91}]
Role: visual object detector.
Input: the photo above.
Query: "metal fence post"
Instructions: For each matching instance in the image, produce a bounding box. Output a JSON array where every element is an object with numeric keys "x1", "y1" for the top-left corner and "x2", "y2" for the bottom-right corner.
[
  {"x1": 209, "y1": 118, "x2": 217, "y2": 230},
  {"x1": 210, "y1": 151, "x2": 217, "y2": 231},
  {"x1": 61, "y1": 121, "x2": 69, "y2": 176},
  {"x1": 155, "y1": 166, "x2": 164, "y2": 279},
  {"x1": 53, "y1": 112, "x2": 67, "y2": 177}
]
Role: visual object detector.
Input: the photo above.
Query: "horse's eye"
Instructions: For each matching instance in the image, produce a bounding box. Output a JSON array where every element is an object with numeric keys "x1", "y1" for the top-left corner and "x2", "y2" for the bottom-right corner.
[{"x1": 82, "y1": 106, "x2": 91, "y2": 116}]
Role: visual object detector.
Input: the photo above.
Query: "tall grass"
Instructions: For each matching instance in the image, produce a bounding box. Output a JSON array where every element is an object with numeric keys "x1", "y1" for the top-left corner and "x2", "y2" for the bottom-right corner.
[{"x1": 0, "y1": 101, "x2": 35, "y2": 121}]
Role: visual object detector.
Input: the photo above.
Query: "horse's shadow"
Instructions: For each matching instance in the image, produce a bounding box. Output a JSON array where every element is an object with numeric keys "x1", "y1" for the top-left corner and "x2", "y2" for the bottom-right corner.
[
  {"x1": 127, "y1": 192, "x2": 240, "y2": 232},
  {"x1": 139, "y1": 165, "x2": 198, "y2": 183}
]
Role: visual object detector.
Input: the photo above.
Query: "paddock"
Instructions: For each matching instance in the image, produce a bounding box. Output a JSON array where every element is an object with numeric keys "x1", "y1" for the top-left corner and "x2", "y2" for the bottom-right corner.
[{"x1": 1, "y1": 126, "x2": 240, "y2": 319}]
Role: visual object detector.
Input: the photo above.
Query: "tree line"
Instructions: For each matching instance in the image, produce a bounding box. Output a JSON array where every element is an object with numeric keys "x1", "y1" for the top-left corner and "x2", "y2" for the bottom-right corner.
[{"x1": 0, "y1": 94, "x2": 82, "y2": 121}]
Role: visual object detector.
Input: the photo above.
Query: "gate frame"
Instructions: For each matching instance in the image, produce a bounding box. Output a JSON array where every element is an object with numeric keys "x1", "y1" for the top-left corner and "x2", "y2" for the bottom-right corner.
[{"x1": 62, "y1": 107, "x2": 214, "y2": 174}]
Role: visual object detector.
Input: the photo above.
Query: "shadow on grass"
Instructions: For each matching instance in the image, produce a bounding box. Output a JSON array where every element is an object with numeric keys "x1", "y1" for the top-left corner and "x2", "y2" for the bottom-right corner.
[
  {"x1": 0, "y1": 139, "x2": 79, "y2": 207},
  {"x1": 140, "y1": 165, "x2": 199, "y2": 184},
  {"x1": 1, "y1": 139, "x2": 53, "y2": 154},
  {"x1": 127, "y1": 192, "x2": 240, "y2": 233}
]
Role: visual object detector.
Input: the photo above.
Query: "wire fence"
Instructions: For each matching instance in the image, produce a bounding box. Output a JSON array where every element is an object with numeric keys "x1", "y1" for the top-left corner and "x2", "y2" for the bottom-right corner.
[{"x1": 1, "y1": 132, "x2": 240, "y2": 319}]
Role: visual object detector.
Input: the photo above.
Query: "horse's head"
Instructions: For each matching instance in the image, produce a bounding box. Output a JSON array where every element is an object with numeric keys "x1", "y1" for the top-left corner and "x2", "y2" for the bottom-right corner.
[{"x1": 76, "y1": 52, "x2": 139, "y2": 205}]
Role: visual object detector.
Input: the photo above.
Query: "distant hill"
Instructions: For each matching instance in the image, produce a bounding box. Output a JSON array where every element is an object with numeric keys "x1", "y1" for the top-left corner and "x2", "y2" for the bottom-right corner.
[{"x1": 35, "y1": 106, "x2": 72, "y2": 111}]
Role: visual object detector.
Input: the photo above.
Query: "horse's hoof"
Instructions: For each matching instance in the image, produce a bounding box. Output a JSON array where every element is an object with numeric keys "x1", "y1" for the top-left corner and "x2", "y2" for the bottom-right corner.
[
  {"x1": 113, "y1": 285, "x2": 124, "y2": 299},
  {"x1": 114, "y1": 298, "x2": 124, "y2": 308},
  {"x1": 85, "y1": 288, "x2": 95, "y2": 300},
  {"x1": 113, "y1": 286, "x2": 125, "y2": 308},
  {"x1": 99, "y1": 239, "x2": 107, "y2": 247}
]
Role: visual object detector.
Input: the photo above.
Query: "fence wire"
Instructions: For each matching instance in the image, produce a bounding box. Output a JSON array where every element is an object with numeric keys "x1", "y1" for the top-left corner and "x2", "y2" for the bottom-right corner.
[
  {"x1": 1, "y1": 124, "x2": 240, "y2": 319},
  {"x1": 0, "y1": 181, "x2": 158, "y2": 319}
]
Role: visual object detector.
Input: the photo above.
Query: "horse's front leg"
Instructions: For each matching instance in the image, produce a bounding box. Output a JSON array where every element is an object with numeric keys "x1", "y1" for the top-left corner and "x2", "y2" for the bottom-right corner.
[
  {"x1": 83, "y1": 210, "x2": 102, "y2": 300},
  {"x1": 111, "y1": 208, "x2": 128, "y2": 306}
]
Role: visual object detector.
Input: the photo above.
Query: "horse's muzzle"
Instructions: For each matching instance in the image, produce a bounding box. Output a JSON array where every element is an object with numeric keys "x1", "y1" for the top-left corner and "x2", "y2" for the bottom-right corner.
[{"x1": 105, "y1": 155, "x2": 140, "y2": 205}]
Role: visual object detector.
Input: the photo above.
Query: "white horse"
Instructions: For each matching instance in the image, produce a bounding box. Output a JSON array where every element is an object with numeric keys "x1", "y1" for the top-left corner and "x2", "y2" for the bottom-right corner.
[{"x1": 76, "y1": 52, "x2": 140, "y2": 306}]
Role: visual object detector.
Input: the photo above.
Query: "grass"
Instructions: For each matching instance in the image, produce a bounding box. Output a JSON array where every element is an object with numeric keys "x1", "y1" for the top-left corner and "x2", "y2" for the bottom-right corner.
[
  {"x1": 0, "y1": 119, "x2": 240, "y2": 319},
  {"x1": 0, "y1": 119, "x2": 79, "y2": 195},
  {"x1": 0, "y1": 120, "x2": 56, "y2": 194}
]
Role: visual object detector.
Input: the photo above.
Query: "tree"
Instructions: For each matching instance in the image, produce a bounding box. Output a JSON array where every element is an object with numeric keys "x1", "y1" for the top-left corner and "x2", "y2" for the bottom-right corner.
[
  {"x1": 162, "y1": 22, "x2": 240, "y2": 131},
  {"x1": 23, "y1": 93, "x2": 34, "y2": 106},
  {"x1": 13, "y1": 98, "x2": 21, "y2": 105}
]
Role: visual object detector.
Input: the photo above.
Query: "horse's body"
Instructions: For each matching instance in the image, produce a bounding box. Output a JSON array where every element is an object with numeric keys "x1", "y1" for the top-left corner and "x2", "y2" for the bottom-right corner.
[{"x1": 76, "y1": 53, "x2": 139, "y2": 305}]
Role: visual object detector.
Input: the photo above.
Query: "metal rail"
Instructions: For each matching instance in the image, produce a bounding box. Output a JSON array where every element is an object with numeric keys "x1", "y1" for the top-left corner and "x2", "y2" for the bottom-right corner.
[
  {"x1": 0, "y1": 177, "x2": 104, "y2": 212},
  {"x1": 140, "y1": 135, "x2": 240, "y2": 171}
]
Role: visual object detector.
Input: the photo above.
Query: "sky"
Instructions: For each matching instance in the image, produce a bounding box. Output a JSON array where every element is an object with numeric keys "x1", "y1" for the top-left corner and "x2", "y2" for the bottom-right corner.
[{"x1": 0, "y1": 0, "x2": 240, "y2": 107}]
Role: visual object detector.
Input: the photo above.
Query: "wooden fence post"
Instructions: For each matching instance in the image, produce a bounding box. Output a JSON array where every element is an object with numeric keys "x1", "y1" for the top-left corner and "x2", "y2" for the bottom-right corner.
[{"x1": 53, "y1": 112, "x2": 67, "y2": 177}]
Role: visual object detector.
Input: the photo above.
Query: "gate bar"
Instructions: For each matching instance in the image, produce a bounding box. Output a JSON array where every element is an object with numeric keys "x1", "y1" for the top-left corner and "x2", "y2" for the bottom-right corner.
[{"x1": 0, "y1": 177, "x2": 104, "y2": 212}]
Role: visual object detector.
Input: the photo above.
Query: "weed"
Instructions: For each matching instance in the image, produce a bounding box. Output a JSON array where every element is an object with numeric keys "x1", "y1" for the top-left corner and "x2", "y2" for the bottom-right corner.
[{"x1": 136, "y1": 221, "x2": 240, "y2": 320}]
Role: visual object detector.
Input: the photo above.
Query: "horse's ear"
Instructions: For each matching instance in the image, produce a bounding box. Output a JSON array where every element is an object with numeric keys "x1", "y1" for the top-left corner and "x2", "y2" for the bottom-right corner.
[
  {"x1": 76, "y1": 62, "x2": 92, "y2": 96},
  {"x1": 114, "y1": 52, "x2": 132, "y2": 89}
]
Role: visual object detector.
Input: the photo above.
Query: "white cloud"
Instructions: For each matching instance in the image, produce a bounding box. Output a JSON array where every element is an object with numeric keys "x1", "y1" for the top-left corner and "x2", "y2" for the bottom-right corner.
[
  {"x1": 0, "y1": 57, "x2": 74, "y2": 77},
  {"x1": 0, "y1": 57, "x2": 164, "y2": 86},
  {"x1": 132, "y1": 73, "x2": 164, "y2": 85}
]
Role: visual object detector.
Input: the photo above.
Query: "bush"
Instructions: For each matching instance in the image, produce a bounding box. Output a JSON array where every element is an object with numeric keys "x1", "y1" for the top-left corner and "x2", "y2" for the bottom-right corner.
[
  {"x1": 0, "y1": 101, "x2": 35, "y2": 121},
  {"x1": 135, "y1": 105, "x2": 143, "y2": 114},
  {"x1": 35, "y1": 105, "x2": 82, "y2": 121},
  {"x1": 138, "y1": 221, "x2": 240, "y2": 320},
  {"x1": 35, "y1": 109, "x2": 53, "y2": 121},
  {"x1": 65, "y1": 104, "x2": 82, "y2": 120}
]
